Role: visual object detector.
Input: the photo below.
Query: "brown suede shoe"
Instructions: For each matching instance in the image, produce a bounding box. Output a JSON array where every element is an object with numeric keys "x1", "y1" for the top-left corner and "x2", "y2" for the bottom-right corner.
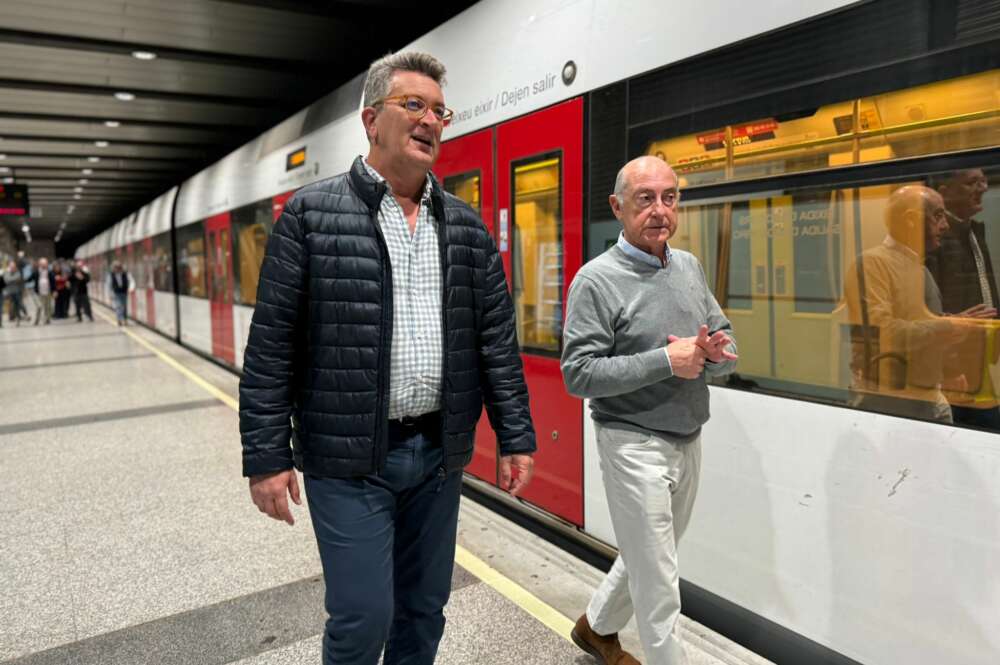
[{"x1": 570, "y1": 614, "x2": 642, "y2": 665}]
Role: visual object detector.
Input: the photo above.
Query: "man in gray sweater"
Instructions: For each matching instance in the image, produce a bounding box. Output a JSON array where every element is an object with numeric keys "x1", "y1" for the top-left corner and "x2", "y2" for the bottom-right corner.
[{"x1": 562, "y1": 156, "x2": 737, "y2": 665}]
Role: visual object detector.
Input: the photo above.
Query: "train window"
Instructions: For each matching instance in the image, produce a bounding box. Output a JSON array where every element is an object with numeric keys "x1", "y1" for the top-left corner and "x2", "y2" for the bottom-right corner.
[
  {"x1": 152, "y1": 232, "x2": 173, "y2": 292},
  {"x1": 176, "y1": 222, "x2": 207, "y2": 298},
  {"x1": 205, "y1": 226, "x2": 233, "y2": 305},
  {"x1": 443, "y1": 171, "x2": 482, "y2": 216},
  {"x1": 231, "y1": 200, "x2": 273, "y2": 306},
  {"x1": 645, "y1": 70, "x2": 999, "y2": 186},
  {"x1": 511, "y1": 154, "x2": 562, "y2": 354},
  {"x1": 696, "y1": 164, "x2": 1000, "y2": 429}
]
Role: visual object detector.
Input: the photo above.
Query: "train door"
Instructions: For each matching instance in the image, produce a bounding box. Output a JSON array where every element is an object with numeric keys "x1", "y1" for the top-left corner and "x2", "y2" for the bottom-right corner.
[
  {"x1": 496, "y1": 98, "x2": 584, "y2": 525},
  {"x1": 272, "y1": 190, "x2": 295, "y2": 222},
  {"x1": 204, "y1": 212, "x2": 235, "y2": 365},
  {"x1": 435, "y1": 128, "x2": 498, "y2": 484},
  {"x1": 143, "y1": 237, "x2": 156, "y2": 327}
]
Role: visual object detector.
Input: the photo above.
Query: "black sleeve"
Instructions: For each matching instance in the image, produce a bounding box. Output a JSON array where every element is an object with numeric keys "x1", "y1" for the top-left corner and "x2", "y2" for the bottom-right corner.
[
  {"x1": 476, "y1": 233, "x2": 537, "y2": 456},
  {"x1": 238, "y1": 196, "x2": 309, "y2": 476}
]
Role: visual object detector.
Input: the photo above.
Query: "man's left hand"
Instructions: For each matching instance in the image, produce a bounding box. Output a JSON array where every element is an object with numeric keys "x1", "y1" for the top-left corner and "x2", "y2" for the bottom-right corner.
[
  {"x1": 499, "y1": 454, "x2": 535, "y2": 497},
  {"x1": 668, "y1": 324, "x2": 737, "y2": 364}
]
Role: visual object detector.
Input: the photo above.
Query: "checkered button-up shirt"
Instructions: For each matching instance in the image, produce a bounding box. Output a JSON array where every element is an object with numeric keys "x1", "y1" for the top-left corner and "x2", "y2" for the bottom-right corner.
[{"x1": 363, "y1": 158, "x2": 443, "y2": 419}]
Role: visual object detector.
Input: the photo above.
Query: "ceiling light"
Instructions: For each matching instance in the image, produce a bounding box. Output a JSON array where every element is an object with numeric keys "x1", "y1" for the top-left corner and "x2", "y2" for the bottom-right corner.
[
  {"x1": 82, "y1": 168, "x2": 93, "y2": 175},
  {"x1": 74, "y1": 187, "x2": 84, "y2": 193},
  {"x1": 73, "y1": 194, "x2": 82, "y2": 200},
  {"x1": 0, "y1": 154, "x2": 5, "y2": 159},
  {"x1": 67, "y1": 205, "x2": 75, "y2": 213},
  {"x1": 104, "y1": 120, "x2": 121, "y2": 128},
  {"x1": 21, "y1": 224, "x2": 29, "y2": 233},
  {"x1": 94, "y1": 140, "x2": 110, "y2": 148},
  {"x1": 2, "y1": 177, "x2": 13, "y2": 184},
  {"x1": 114, "y1": 91, "x2": 135, "y2": 101},
  {"x1": 87, "y1": 156, "x2": 100, "y2": 163},
  {"x1": 131, "y1": 50, "x2": 157, "y2": 61},
  {"x1": 79, "y1": 179, "x2": 89, "y2": 184},
  {"x1": 0, "y1": 167, "x2": 8, "y2": 173}
]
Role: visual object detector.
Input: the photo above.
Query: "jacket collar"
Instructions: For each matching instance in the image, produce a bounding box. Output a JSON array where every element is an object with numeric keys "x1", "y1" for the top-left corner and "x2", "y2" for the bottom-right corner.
[{"x1": 349, "y1": 155, "x2": 446, "y2": 220}]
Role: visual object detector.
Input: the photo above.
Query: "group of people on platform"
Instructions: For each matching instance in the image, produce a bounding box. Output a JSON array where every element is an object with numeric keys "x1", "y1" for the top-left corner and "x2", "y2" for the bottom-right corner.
[{"x1": 0, "y1": 254, "x2": 94, "y2": 326}]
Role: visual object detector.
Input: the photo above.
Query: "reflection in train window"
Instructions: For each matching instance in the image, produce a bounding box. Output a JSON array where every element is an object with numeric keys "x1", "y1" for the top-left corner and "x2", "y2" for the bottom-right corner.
[
  {"x1": 152, "y1": 232, "x2": 173, "y2": 292},
  {"x1": 176, "y1": 222, "x2": 207, "y2": 298},
  {"x1": 647, "y1": 70, "x2": 999, "y2": 187},
  {"x1": 512, "y1": 154, "x2": 562, "y2": 353},
  {"x1": 231, "y1": 200, "x2": 274, "y2": 306},
  {"x1": 689, "y1": 165, "x2": 1000, "y2": 428},
  {"x1": 205, "y1": 226, "x2": 233, "y2": 305},
  {"x1": 443, "y1": 171, "x2": 481, "y2": 216}
]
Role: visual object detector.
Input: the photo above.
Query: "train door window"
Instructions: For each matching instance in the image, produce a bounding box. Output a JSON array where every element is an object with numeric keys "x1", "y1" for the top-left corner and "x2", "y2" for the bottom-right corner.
[
  {"x1": 152, "y1": 231, "x2": 173, "y2": 291},
  {"x1": 231, "y1": 200, "x2": 273, "y2": 306},
  {"x1": 176, "y1": 222, "x2": 206, "y2": 298},
  {"x1": 443, "y1": 171, "x2": 481, "y2": 216},
  {"x1": 511, "y1": 154, "x2": 562, "y2": 353}
]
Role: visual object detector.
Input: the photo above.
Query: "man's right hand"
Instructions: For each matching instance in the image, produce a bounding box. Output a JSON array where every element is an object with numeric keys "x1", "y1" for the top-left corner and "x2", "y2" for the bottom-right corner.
[
  {"x1": 249, "y1": 469, "x2": 302, "y2": 525},
  {"x1": 666, "y1": 330, "x2": 708, "y2": 379}
]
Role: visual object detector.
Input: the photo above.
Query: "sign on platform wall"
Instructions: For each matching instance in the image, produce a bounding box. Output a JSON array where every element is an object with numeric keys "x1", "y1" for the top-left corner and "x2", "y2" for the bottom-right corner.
[{"x1": 0, "y1": 184, "x2": 29, "y2": 218}]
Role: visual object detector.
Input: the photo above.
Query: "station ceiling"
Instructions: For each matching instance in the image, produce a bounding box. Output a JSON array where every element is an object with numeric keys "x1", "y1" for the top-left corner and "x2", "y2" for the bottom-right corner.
[{"x1": 0, "y1": 0, "x2": 478, "y2": 253}]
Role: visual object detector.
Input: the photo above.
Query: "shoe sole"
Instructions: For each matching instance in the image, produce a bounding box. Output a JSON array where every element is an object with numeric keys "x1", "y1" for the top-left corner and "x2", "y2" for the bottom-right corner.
[{"x1": 571, "y1": 627, "x2": 609, "y2": 665}]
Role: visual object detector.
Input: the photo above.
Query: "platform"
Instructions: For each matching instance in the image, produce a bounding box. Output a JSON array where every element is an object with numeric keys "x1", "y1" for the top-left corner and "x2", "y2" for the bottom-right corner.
[{"x1": 0, "y1": 310, "x2": 772, "y2": 665}]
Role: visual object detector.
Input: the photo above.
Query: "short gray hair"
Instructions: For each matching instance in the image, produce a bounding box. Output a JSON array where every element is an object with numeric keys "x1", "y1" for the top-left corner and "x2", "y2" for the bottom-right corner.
[
  {"x1": 613, "y1": 166, "x2": 628, "y2": 198},
  {"x1": 362, "y1": 51, "x2": 447, "y2": 108}
]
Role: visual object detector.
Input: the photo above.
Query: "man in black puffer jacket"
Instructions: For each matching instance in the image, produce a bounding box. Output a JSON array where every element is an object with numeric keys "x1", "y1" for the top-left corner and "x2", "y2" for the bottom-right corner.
[{"x1": 239, "y1": 52, "x2": 536, "y2": 665}]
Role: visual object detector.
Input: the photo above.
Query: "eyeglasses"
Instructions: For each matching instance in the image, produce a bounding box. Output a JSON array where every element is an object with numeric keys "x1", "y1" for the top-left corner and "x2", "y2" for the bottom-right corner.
[{"x1": 374, "y1": 95, "x2": 454, "y2": 125}]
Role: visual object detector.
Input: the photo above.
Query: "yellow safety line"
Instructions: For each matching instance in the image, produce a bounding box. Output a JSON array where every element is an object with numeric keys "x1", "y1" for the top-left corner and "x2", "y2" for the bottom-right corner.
[
  {"x1": 97, "y1": 309, "x2": 574, "y2": 643},
  {"x1": 94, "y1": 309, "x2": 239, "y2": 412},
  {"x1": 454, "y1": 544, "x2": 574, "y2": 642}
]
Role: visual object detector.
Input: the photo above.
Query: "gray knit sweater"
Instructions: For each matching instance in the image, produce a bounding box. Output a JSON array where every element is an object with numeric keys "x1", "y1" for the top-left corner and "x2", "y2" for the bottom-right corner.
[{"x1": 561, "y1": 245, "x2": 737, "y2": 438}]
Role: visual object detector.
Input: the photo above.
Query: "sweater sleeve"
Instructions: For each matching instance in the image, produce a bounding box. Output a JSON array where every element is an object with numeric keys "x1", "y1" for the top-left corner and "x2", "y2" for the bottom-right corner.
[{"x1": 561, "y1": 274, "x2": 674, "y2": 399}]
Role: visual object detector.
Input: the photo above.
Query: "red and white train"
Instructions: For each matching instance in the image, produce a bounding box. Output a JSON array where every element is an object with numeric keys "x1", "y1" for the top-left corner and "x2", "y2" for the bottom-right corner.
[{"x1": 77, "y1": 2, "x2": 1000, "y2": 664}]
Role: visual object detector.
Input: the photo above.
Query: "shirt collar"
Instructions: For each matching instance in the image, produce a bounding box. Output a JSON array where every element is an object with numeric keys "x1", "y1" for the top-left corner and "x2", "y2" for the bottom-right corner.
[
  {"x1": 617, "y1": 231, "x2": 670, "y2": 269},
  {"x1": 883, "y1": 235, "x2": 920, "y2": 263},
  {"x1": 362, "y1": 156, "x2": 433, "y2": 204}
]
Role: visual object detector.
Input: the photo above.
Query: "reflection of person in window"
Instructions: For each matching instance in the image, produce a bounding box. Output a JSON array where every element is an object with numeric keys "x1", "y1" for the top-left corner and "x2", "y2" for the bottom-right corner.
[
  {"x1": 844, "y1": 186, "x2": 968, "y2": 423},
  {"x1": 926, "y1": 169, "x2": 1000, "y2": 429}
]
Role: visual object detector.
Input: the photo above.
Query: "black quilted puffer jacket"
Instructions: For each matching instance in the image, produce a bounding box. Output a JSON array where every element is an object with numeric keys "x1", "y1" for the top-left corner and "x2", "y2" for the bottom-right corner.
[{"x1": 239, "y1": 157, "x2": 536, "y2": 478}]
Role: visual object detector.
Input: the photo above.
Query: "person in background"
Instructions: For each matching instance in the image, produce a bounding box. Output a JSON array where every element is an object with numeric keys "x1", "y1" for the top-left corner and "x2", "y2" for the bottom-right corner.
[
  {"x1": 107, "y1": 261, "x2": 134, "y2": 326},
  {"x1": 53, "y1": 262, "x2": 70, "y2": 319},
  {"x1": 926, "y1": 168, "x2": 1000, "y2": 429},
  {"x1": 3, "y1": 260, "x2": 26, "y2": 326},
  {"x1": 28, "y1": 258, "x2": 55, "y2": 325},
  {"x1": 562, "y1": 156, "x2": 737, "y2": 665},
  {"x1": 70, "y1": 260, "x2": 94, "y2": 322}
]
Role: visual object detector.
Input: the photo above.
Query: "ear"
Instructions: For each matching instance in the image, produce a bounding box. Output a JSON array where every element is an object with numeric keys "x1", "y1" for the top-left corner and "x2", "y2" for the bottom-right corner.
[
  {"x1": 609, "y1": 194, "x2": 623, "y2": 221},
  {"x1": 361, "y1": 107, "x2": 379, "y2": 143}
]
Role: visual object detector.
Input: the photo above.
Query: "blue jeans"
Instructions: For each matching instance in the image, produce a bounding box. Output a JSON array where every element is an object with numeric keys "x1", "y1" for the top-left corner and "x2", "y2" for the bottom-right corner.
[
  {"x1": 113, "y1": 292, "x2": 128, "y2": 323},
  {"x1": 305, "y1": 419, "x2": 462, "y2": 665}
]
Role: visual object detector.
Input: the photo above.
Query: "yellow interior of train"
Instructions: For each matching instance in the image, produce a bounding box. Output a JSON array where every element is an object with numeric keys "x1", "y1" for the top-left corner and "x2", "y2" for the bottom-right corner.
[
  {"x1": 238, "y1": 223, "x2": 268, "y2": 307},
  {"x1": 660, "y1": 69, "x2": 1000, "y2": 413},
  {"x1": 513, "y1": 157, "x2": 562, "y2": 352},
  {"x1": 443, "y1": 172, "x2": 481, "y2": 216}
]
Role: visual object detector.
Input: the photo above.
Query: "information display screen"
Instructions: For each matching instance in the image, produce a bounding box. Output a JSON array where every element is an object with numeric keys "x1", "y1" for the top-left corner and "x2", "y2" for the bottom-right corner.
[{"x1": 0, "y1": 184, "x2": 29, "y2": 217}]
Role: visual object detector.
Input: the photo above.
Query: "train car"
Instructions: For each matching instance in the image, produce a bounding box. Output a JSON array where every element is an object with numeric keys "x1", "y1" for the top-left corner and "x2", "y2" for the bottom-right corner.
[{"x1": 76, "y1": 2, "x2": 1000, "y2": 664}]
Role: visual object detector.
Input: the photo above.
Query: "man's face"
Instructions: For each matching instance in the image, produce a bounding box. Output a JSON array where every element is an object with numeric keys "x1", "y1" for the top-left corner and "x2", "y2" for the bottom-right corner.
[
  {"x1": 610, "y1": 160, "x2": 680, "y2": 254},
  {"x1": 924, "y1": 191, "x2": 949, "y2": 251},
  {"x1": 940, "y1": 169, "x2": 988, "y2": 220},
  {"x1": 366, "y1": 71, "x2": 445, "y2": 172}
]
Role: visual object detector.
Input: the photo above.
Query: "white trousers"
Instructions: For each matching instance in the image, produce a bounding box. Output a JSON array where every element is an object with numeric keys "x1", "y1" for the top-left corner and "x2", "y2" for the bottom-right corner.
[{"x1": 587, "y1": 421, "x2": 702, "y2": 665}]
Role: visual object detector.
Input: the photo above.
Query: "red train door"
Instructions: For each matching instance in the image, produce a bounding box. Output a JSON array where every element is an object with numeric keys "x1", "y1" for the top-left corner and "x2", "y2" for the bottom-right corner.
[
  {"x1": 205, "y1": 212, "x2": 235, "y2": 365},
  {"x1": 126, "y1": 243, "x2": 137, "y2": 318},
  {"x1": 496, "y1": 98, "x2": 584, "y2": 525},
  {"x1": 272, "y1": 190, "x2": 295, "y2": 222},
  {"x1": 143, "y1": 237, "x2": 155, "y2": 326},
  {"x1": 435, "y1": 128, "x2": 498, "y2": 484}
]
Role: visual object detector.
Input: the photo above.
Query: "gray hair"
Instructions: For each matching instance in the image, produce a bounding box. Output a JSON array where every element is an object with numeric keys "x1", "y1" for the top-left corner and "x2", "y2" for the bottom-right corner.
[
  {"x1": 362, "y1": 51, "x2": 447, "y2": 108},
  {"x1": 613, "y1": 166, "x2": 628, "y2": 198}
]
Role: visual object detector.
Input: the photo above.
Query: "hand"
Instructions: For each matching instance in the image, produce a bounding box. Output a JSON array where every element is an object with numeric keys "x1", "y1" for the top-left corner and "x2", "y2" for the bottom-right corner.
[
  {"x1": 499, "y1": 454, "x2": 534, "y2": 497},
  {"x1": 955, "y1": 304, "x2": 998, "y2": 319},
  {"x1": 249, "y1": 469, "x2": 302, "y2": 525},
  {"x1": 665, "y1": 326, "x2": 710, "y2": 379}
]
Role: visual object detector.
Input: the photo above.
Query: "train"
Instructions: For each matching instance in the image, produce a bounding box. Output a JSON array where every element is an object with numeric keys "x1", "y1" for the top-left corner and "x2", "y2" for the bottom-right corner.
[{"x1": 75, "y1": 2, "x2": 1000, "y2": 664}]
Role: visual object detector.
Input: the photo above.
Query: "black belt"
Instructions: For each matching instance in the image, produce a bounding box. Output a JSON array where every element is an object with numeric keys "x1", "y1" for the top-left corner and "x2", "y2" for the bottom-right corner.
[{"x1": 388, "y1": 411, "x2": 440, "y2": 429}]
